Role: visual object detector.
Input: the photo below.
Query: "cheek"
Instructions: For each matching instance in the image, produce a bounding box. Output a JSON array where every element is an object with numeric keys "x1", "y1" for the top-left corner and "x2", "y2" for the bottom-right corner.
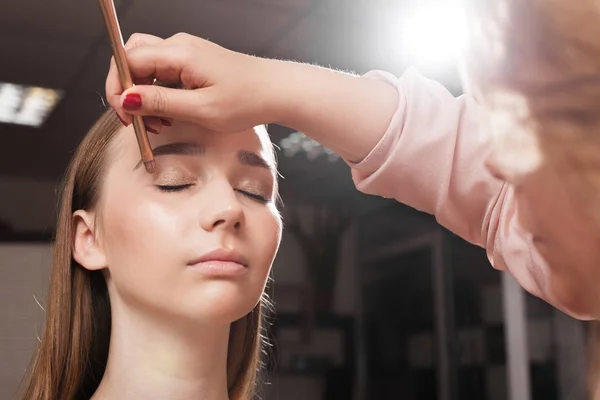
[
  {"x1": 258, "y1": 208, "x2": 282, "y2": 258},
  {"x1": 249, "y1": 209, "x2": 282, "y2": 282},
  {"x1": 517, "y1": 178, "x2": 568, "y2": 241},
  {"x1": 518, "y1": 175, "x2": 598, "y2": 266},
  {"x1": 100, "y1": 189, "x2": 189, "y2": 291},
  {"x1": 105, "y1": 201, "x2": 167, "y2": 258}
]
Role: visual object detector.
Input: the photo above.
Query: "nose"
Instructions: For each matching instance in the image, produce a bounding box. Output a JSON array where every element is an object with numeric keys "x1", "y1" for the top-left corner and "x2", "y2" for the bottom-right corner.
[
  {"x1": 484, "y1": 152, "x2": 506, "y2": 181},
  {"x1": 199, "y1": 179, "x2": 244, "y2": 232}
]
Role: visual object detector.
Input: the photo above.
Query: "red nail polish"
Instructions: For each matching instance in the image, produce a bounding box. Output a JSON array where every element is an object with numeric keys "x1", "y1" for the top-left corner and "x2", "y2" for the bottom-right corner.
[
  {"x1": 160, "y1": 118, "x2": 172, "y2": 126},
  {"x1": 146, "y1": 125, "x2": 159, "y2": 134},
  {"x1": 123, "y1": 93, "x2": 142, "y2": 111},
  {"x1": 117, "y1": 114, "x2": 128, "y2": 127}
]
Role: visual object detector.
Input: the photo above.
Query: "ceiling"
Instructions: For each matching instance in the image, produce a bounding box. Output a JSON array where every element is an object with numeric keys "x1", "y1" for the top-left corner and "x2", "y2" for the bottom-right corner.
[{"x1": 0, "y1": 0, "x2": 464, "y2": 225}]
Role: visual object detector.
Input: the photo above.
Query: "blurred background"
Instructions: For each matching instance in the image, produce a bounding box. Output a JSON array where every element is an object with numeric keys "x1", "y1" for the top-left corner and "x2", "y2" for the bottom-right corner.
[{"x1": 0, "y1": 0, "x2": 589, "y2": 399}]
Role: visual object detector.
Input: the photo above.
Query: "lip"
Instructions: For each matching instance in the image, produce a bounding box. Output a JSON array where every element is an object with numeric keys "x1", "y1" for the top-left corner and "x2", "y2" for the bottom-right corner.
[
  {"x1": 188, "y1": 248, "x2": 248, "y2": 268},
  {"x1": 532, "y1": 235, "x2": 546, "y2": 245}
]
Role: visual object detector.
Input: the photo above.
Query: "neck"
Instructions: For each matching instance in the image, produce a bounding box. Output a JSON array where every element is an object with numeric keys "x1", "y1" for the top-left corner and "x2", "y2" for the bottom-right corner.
[{"x1": 91, "y1": 301, "x2": 231, "y2": 400}]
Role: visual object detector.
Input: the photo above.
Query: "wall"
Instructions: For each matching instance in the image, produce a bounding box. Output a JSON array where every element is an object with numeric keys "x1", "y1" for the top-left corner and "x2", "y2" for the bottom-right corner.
[
  {"x1": 267, "y1": 216, "x2": 358, "y2": 400},
  {"x1": 272, "y1": 220, "x2": 357, "y2": 316},
  {"x1": 0, "y1": 243, "x2": 52, "y2": 399},
  {"x1": 0, "y1": 177, "x2": 57, "y2": 232}
]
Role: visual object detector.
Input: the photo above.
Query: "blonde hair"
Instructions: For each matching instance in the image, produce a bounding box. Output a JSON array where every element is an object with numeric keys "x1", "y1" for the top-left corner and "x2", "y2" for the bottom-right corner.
[
  {"x1": 19, "y1": 110, "x2": 270, "y2": 400},
  {"x1": 463, "y1": 0, "x2": 600, "y2": 397},
  {"x1": 463, "y1": 0, "x2": 600, "y2": 223}
]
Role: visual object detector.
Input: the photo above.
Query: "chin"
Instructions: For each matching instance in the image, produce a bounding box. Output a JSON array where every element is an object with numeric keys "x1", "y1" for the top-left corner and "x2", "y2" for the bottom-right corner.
[
  {"x1": 552, "y1": 295, "x2": 597, "y2": 321},
  {"x1": 181, "y1": 283, "x2": 262, "y2": 324},
  {"x1": 548, "y1": 274, "x2": 599, "y2": 321}
]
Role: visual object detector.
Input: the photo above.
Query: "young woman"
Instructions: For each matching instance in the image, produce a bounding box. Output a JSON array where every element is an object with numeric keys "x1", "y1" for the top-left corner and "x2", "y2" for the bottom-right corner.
[
  {"x1": 104, "y1": 0, "x2": 600, "y2": 320},
  {"x1": 20, "y1": 110, "x2": 282, "y2": 400}
]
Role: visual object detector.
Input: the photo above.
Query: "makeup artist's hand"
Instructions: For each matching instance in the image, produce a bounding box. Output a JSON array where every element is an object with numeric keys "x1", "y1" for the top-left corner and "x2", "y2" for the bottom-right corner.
[
  {"x1": 105, "y1": 32, "x2": 397, "y2": 162},
  {"x1": 106, "y1": 32, "x2": 280, "y2": 134}
]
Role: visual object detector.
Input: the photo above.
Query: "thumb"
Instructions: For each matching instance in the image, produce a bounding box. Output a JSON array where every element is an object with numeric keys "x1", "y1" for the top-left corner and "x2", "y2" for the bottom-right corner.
[{"x1": 120, "y1": 85, "x2": 210, "y2": 124}]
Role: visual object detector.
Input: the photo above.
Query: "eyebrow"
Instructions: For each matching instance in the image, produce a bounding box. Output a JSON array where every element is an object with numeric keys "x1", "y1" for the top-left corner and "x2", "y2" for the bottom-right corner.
[
  {"x1": 237, "y1": 150, "x2": 272, "y2": 170},
  {"x1": 134, "y1": 142, "x2": 273, "y2": 172}
]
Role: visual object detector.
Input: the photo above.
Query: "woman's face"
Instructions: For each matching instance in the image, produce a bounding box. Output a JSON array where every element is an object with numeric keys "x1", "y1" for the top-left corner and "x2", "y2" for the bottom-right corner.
[
  {"x1": 95, "y1": 122, "x2": 281, "y2": 324},
  {"x1": 486, "y1": 133, "x2": 600, "y2": 318}
]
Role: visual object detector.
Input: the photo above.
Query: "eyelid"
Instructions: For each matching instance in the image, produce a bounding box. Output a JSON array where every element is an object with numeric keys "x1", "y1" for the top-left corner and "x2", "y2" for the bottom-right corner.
[
  {"x1": 236, "y1": 179, "x2": 273, "y2": 200},
  {"x1": 154, "y1": 167, "x2": 197, "y2": 186}
]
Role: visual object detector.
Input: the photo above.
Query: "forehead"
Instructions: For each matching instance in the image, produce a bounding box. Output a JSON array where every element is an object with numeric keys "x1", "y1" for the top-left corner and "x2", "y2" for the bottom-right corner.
[{"x1": 111, "y1": 122, "x2": 275, "y2": 166}]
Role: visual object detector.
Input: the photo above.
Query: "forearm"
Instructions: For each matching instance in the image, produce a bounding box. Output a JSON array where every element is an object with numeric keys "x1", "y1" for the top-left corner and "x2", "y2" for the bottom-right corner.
[{"x1": 265, "y1": 59, "x2": 399, "y2": 163}]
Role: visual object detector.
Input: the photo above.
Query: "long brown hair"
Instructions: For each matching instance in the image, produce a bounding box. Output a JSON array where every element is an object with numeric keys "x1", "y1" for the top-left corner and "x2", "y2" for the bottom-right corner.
[
  {"x1": 463, "y1": 0, "x2": 600, "y2": 397},
  {"x1": 19, "y1": 110, "x2": 269, "y2": 400}
]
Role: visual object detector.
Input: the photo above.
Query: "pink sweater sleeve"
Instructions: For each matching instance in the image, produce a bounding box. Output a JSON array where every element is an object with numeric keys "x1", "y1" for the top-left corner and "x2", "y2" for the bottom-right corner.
[{"x1": 348, "y1": 68, "x2": 549, "y2": 299}]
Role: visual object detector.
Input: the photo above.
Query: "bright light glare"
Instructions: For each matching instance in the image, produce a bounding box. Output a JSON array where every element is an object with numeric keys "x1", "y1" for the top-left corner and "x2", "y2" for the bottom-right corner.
[
  {"x1": 0, "y1": 83, "x2": 62, "y2": 127},
  {"x1": 399, "y1": 2, "x2": 468, "y2": 67}
]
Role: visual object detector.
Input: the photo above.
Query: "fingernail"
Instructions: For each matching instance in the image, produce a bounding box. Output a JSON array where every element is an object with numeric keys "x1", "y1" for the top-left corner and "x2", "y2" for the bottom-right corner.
[
  {"x1": 160, "y1": 118, "x2": 172, "y2": 127},
  {"x1": 117, "y1": 114, "x2": 128, "y2": 127},
  {"x1": 123, "y1": 93, "x2": 142, "y2": 111},
  {"x1": 146, "y1": 125, "x2": 159, "y2": 134}
]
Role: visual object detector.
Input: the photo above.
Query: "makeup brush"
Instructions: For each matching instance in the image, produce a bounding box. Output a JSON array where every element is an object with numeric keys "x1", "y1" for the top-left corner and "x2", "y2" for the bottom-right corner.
[{"x1": 98, "y1": 0, "x2": 156, "y2": 173}]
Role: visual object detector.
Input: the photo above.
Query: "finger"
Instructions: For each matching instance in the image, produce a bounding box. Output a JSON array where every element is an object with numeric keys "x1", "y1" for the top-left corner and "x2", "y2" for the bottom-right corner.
[
  {"x1": 120, "y1": 44, "x2": 196, "y2": 88},
  {"x1": 124, "y1": 33, "x2": 163, "y2": 50},
  {"x1": 106, "y1": 33, "x2": 164, "y2": 122},
  {"x1": 107, "y1": 34, "x2": 164, "y2": 97},
  {"x1": 144, "y1": 116, "x2": 163, "y2": 134},
  {"x1": 111, "y1": 73, "x2": 156, "y2": 125},
  {"x1": 159, "y1": 117, "x2": 173, "y2": 127},
  {"x1": 120, "y1": 85, "x2": 211, "y2": 124}
]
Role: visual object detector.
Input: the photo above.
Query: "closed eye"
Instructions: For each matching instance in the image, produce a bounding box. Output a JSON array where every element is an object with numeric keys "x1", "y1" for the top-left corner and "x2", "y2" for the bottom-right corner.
[
  {"x1": 157, "y1": 185, "x2": 269, "y2": 203},
  {"x1": 156, "y1": 184, "x2": 194, "y2": 192},
  {"x1": 236, "y1": 189, "x2": 269, "y2": 203}
]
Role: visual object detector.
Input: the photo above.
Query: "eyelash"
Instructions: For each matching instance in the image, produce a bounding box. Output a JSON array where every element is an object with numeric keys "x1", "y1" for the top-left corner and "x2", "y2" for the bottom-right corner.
[
  {"x1": 240, "y1": 191, "x2": 269, "y2": 203},
  {"x1": 156, "y1": 184, "x2": 193, "y2": 192},
  {"x1": 156, "y1": 184, "x2": 269, "y2": 203}
]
